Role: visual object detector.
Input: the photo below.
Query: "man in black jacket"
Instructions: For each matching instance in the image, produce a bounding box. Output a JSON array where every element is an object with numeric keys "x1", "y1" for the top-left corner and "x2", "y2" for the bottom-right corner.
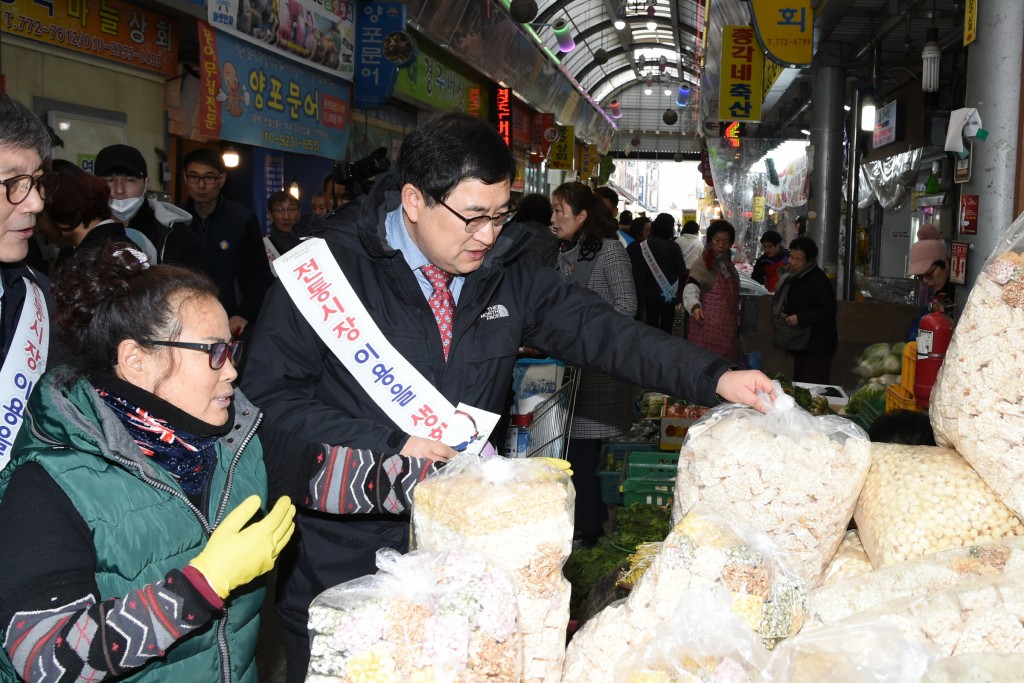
[
  {"x1": 180, "y1": 148, "x2": 273, "y2": 339},
  {"x1": 0, "y1": 94, "x2": 60, "y2": 466},
  {"x1": 242, "y1": 113, "x2": 773, "y2": 682},
  {"x1": 94, "y1": 144, "x2": 212, "y2": 274}
]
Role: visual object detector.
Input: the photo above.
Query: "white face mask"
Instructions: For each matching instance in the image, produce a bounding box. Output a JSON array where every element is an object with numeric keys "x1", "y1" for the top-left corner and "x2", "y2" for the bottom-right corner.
[{"x1": 110, "y1": 194, "x2": 146, "y2": 222}]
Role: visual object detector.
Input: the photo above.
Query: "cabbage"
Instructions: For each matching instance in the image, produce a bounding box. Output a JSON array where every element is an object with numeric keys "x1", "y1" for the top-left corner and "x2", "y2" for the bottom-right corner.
[
  {"x1": 883, "y1": 354, "x2": 903, "y2": 374},
  {"x1": 845, "y1": 383, "x2": 886, "y2": 415},
  {"x1": 890, "y1": 342, "x2": 907, "y2": 356},
  {"x1": 854, "y1": 356, "x2": 887, "y2": 378},
  {"x1": 860, "y1": 343, "x2": 891, "y2": 362}
]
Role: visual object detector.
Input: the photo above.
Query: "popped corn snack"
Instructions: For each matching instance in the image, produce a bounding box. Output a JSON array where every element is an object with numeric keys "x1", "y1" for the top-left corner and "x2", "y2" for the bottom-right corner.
[
  {"x1": 806, "y1": 537, "x2": 1024, "y2": 628},
  {"x1": 831, "y1": 572, "x2": 1024, "y2": 657},
  {"x1": 306, "y1": 548, "x2": 521, "y2": 683},
  {"x1": 854, "y1": 443, "x2": 1024, "y2": 568},
  {"x1": 412, "y1": 455, "x2": 574, "y2": 683},
  {"x1": 613, "y1": 586, "x2": 769, "y2": 683},
  {"x1": 562, "y1": 506, "x2": 807, "y2": 683},
  {"x1": 930, "y1": 211, "x2": 1024, "y2": 517},
  {"x1": 761, "y1": 622, "x2": 933, "y2": 683},
  {"x1": 820, "y1": 530, "x2": 874, "y2": 586},
  {"x1": 673, "y1": 382, "x2": 871, "y2": 585}
]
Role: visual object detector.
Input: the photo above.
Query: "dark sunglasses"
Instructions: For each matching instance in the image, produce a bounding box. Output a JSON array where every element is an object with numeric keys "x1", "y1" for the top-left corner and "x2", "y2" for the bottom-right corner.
[{"x1": 141, "y1": 339, "x2": 244, "y2": 370}]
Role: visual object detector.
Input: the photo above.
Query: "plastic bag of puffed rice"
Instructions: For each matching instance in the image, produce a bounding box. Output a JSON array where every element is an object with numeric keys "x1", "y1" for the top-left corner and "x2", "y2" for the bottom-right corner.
[
  {"x1": 930, "y1": 210, "x2": 1024, "y2": 518},
  {"x1": 673, "y1": 380, "x2": 871, "y2": 586}
]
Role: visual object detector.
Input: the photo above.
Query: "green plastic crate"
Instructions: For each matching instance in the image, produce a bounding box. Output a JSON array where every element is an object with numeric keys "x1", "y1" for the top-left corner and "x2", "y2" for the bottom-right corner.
[
  {"x1": 621, "y1": 478, "x2": 674, "y2": 507},
  {"x1": 623, "y1": 451, "x2": 680, "y2": 481},
  {"x1": 598, "y1": 470, "x2": 624, "y2": 505}
]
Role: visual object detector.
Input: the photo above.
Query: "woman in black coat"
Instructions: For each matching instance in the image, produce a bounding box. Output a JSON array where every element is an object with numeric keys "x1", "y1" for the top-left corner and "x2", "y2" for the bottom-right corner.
[
  {"x1": 628, "y1": 213, "x2": 687, "y2": 332},
  {"x1": 776, "y1": 236, "x2": 837, "y2": 383}
]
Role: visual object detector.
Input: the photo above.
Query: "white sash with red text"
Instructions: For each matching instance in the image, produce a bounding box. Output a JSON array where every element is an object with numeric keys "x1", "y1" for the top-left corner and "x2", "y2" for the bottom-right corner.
[
  {"x1": 0, "y1": 279, "x2": 49, "y2": 470},
  {"x1": 273, "y1": 239, "x2": 498, "y2": 454}
]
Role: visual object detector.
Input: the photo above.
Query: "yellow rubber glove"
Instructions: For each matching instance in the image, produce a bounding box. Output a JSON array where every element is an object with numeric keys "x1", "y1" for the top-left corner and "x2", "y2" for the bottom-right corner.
[
  {"x1": 189, "y1": 495, "x2": 296, "y2": 599},
  {"x1": 537, "y1": 457, "x2": 573, "y2": 477}
]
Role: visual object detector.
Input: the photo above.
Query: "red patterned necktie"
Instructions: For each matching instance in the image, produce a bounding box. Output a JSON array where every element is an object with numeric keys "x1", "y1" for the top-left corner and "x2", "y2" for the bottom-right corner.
[{"x1": 422, "y1": 264, "x2": 455, "y2": 360}]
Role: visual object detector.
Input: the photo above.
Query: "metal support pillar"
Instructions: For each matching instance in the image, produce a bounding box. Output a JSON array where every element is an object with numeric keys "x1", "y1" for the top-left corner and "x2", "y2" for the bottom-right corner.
[{"x1": 808, "y1": 66, "x2": 847, "y2": 279}]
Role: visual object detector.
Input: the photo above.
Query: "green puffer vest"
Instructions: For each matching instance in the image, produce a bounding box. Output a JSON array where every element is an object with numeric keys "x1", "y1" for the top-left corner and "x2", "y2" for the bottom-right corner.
[{"x1": 0, "y1": 371, "x2": 268, "y2": 683}]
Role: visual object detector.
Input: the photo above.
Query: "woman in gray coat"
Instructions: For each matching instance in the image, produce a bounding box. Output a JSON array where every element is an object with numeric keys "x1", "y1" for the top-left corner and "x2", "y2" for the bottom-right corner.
[{"x1": 550, "y1": 181, "x2": 637, "y2": 545}]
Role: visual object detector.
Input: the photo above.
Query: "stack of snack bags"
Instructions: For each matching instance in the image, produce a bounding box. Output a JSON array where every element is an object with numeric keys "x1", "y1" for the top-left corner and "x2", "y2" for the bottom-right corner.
[
  {"x1": 412, "y1": 455, "x2": 574, "y2": 683},
  {"x1": 562, "y1": 505, "x2": 807, "y2": 682},
  {"x1": 306, "y1": 548, "x2": 521, "y2": 683}
]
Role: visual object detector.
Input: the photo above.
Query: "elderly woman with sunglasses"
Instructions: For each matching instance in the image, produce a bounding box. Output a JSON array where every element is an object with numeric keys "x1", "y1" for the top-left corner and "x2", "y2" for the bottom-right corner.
[{"x1": 0, "y1": 242, "x2": 450, "y2": 682}]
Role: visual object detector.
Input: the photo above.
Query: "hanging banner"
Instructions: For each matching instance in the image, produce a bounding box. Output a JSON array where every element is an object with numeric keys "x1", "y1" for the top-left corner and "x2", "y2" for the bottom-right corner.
[
  {"x1": 207, "y1": 0, "x2": 355, "y2": 80},
  {"x1": 0, "y1": 0, "x2": 179, "y2": 77},
  {"x1": 547, "y1": 125, "x2": 574, "y2": 171},
  {"x1": 748, "y1": 0, "x2": 813, "y2": 67},
  {"x1": 576, "y1": 144, "x2": 600, "y2": 180},
  {"x1": 491, "y1": 87, "x2": 513, "y2": 147},
  {"x1": 534, "y1": 113, "x2": 557, "y2": 157},
  {"x1": 353, "y1": 2, "x2": 410, "y2": 109},
  {"x1": 964, "y1": 0, "x2": 978, "y2": 46},
  {"x1": 763, "y1": 55, "x2": 785, "y2": 100},
  {"x1": 198, "y1": 22, "x2": 350, "y2": 159},
  {"x1": 718, "y1": 26, "x2": 764, "y2": 122}
]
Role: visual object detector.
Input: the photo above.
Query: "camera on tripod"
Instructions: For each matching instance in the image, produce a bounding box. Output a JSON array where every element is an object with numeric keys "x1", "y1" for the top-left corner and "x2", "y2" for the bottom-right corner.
[{"x1": 332, "y1": 147, "x2": 390, "y2": 199}]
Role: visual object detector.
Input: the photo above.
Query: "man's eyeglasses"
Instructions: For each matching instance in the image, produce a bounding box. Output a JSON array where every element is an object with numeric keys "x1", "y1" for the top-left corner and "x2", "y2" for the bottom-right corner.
[
  {"x1": 271, "y1": 206, "x2": 299, "y2": 214},
  {"x1": 1, "y1": 172, "x2": 60, "y2": 205},
  {"x1": 184, "y1": 173, "x2": 223, "y2": 185},
  {"x1": 434, "y1": 197, "x2": 517, "y2": 233},
  {"x1": 141, "y1": 339, "x2": 244, "y2": 370}
]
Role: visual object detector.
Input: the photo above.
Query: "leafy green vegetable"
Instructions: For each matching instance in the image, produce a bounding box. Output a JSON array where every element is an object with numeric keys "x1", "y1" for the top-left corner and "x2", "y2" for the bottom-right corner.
[{"x1": 845, "y1": 383, "x2": 886, "y2": 415}]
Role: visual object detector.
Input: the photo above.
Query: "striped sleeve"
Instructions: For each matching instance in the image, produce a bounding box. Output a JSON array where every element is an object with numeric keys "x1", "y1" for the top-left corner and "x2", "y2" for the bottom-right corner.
[
  {"x1": 3, "y1": 568, "x2": 217, "y2": 683},
  {"x1": 306, "y1": 446, "x2": 442, "y2": 515}
]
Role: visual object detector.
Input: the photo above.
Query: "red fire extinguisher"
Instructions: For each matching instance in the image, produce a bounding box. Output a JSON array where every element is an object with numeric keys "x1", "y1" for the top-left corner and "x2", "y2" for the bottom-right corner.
[{"x1": 914, "y1": 303, "x2": 955, "y2": 410}]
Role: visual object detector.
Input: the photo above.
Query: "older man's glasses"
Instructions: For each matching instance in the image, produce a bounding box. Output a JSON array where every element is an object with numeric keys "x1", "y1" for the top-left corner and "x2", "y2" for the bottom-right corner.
[
  {"x1": 434, "y1": 197, "x2": 517, "y2": 233},
  {"x1": 916, "y1": 264, "x2": 939, "y2": 282},
  {"x1": 1, "y1": 172, "x2": 60, "y2": 205},
  {"x1": 141, "y1": 340, "x2": 244, "y2": 370},
  {"x1": 184, "y1": 173, "x2": 223, "y2": 185}
]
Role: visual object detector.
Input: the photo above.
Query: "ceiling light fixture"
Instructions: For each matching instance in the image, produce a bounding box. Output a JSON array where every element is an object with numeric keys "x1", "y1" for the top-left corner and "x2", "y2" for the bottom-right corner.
[
  {"x1": 221, "y1": 146, "x2": 240, "y2": 168},
  {"x1": 614, "y1": 19, "x2": 626, "y2": 29},
  {"x1": 860, "y1": 93, "x2": 876, "y2": 132},
  {"x1": 675, "y1": 84, "x2": 690, "y2": 107},
  {"x1": 288, "y1": 180, "x2": 301, "y2": 200},
  {"x1": 800, "y1": 128, "x2": 810, "y2": 136},
  {"x1": 646, "y1": 19, "x2": 657, "y2": 30},
  {"x1": 552, "y1": 17, "x2": 575, "y2": 52},
  {"x1": 921, "y1": 27, "x2": 941, "y2": 92},
  {"x1": 609, "y1": 99, "x2": 622, "y2": 118}
]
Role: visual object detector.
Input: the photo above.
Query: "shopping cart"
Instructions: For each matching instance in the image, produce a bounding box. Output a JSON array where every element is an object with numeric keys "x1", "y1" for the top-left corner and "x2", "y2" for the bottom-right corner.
[{"x1": 523, "y1": 365, "x2": 580, "y2": 460}]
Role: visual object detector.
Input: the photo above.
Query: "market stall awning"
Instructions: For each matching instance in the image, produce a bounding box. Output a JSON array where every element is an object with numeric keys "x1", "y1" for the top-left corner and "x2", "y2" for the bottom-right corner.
[{"x1": 607, "y1": 180, "x2": 638, "y2": 206}]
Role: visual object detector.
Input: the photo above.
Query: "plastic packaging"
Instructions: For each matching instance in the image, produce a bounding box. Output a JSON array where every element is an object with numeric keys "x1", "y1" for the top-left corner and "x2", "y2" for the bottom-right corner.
[
  {"x1": 923, "y1": 654, "x2": 1024, "y2": 682},
  {"x1": 762, "y1": 622, "x2": 933, "y2": 683},
  {"x1": 830, "y1": 572, "x2": 1024, "y2": 657},
  {"x1": 306, "y1": 548, "x2": 521, "y2": 683},
  {"x1": 411, "y1": 455, "x2": 574, "y2": 683},
  {"x1": 673, "y1": 380, "x2": 872, "y2": 585},
  {"x1": 806, "y1": 537, "x2": 1024, "y2": 629},
  {"x1": 612, "y1": 586, "x2": 769, "y2": 683},
  {"x1": 562, "y1": 505, "x2": 807, "y2": 683},
  {"x1": 854, "y1": 443, "x2": 1023, "y2": 568},
  {"x1": 930, "y1": 211, "x2": 1024, "y2": 517},
  {"x1": 820, "y1": 530, "x2": 874, "y2": 586}
]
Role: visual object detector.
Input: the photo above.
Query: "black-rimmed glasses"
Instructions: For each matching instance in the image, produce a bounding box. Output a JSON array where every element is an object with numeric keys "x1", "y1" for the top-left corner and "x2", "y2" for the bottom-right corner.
[
  {"x1": 434, "y1": 197, "x2": 518, "y2": 233},
  {"x1": 184, "y1": 173, "x2": 223, "y2": 185},
  {"x1": 1, "y1": 172, "x2": 60, "y2": 205},
  {"x1": 141, "y1": 340, "x2": 244, "y2": 370}
]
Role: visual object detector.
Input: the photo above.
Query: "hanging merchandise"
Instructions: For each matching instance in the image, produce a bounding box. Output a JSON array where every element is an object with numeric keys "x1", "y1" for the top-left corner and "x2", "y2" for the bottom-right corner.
[{"x1": 862, "y1": 147, "x2": 922, "y2": 211}]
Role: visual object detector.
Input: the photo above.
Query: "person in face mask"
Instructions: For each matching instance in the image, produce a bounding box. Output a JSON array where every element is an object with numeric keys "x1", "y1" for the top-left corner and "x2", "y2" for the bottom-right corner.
[{"x1": 95, "y1": 145, "x2": 212, "y2": 274}]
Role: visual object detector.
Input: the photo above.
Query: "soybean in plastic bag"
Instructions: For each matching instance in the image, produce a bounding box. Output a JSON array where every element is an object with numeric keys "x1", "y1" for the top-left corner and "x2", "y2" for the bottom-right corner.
[
  {"x1": 673, "y1": 380, "x2": 872, "y2": 585},
  {"x1": 930, "y1": 210, "x2": 1024, "y2": 517},
  {"x1": 306, "y1": 547, "x2": 522, "y2": 683}
]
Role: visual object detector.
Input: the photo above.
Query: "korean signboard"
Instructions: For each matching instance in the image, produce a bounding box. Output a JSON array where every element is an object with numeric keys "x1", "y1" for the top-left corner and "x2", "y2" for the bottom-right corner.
[
  {"x1": 492, "y1": 87, "x2": 512, "y2": 147},
  {"x1": 394, "y1": 40, "x2": 486, "y2": 115},
  {"x1": 547, "y1": 125, "x2": 574, "y2": 171},
  {"x1": 749, "y1": 0, "x2": 814, "y2": 67},
  {"x1": 1, "y1": 0, "x2": 178, "y2": 77},
  {"x1": 950, "y1": 242, "x2": 968, "y2": 285},
  {"x1": 964, "y1": 0, "x2": 977, "y2": 46},
  {"x1": 353, "y1": 1, "x2": 410, "y2": 109},
  {"x1": 959, "y1": 195, "x2": 979, "y2": 236},
  {"x1": 207, "y1": 0, "x2": 355, "y2": 80},
  {"x1": 718, "y1": 26, "x2": 764, "y2": 122},
  {"x1": 198, "y1": 22, "x2": 351, "y2": 159}
]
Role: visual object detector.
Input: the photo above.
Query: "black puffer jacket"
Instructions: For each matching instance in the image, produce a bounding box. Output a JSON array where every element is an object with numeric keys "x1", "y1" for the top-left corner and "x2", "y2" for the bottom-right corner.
[{"x1": 240, "y1": 172, "x2": 735, "y2": 636}]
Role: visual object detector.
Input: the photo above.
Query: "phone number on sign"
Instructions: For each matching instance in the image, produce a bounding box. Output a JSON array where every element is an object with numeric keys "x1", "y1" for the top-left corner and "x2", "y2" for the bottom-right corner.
[
  {"x1": 260, "y1": 130, "x2": 321, "y2": 153},
  {"x1": 3, "y1": 13, "x2": 167, "y2": 69}
]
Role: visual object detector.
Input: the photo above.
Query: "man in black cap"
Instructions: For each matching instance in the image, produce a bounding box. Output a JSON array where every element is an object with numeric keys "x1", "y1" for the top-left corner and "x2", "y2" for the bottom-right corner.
[{"x1": 94, "y1": 144, "x2": 211, "y2": 273}]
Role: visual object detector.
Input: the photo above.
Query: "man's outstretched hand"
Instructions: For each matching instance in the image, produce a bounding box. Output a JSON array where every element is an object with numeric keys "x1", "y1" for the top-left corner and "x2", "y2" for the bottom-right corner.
[{"x1": 715, "y1": 369, "x2": 776, "y2": 413}]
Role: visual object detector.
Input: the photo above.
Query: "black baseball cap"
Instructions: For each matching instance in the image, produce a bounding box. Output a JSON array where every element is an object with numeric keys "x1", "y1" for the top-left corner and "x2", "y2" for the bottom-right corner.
[{"x1": 95, "y1": 144, "x2": 147, "y2": 177}]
